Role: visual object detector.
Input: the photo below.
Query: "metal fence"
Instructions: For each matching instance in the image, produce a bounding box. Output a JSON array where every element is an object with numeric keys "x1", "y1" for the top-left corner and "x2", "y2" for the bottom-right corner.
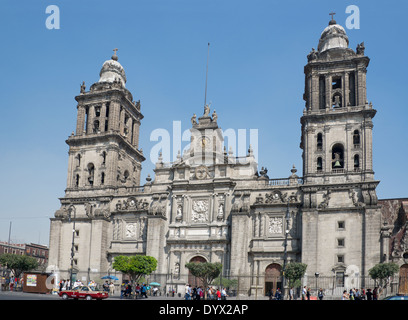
[{"x1": 40, "y1": 269, "x2": 402, "y2": 299}]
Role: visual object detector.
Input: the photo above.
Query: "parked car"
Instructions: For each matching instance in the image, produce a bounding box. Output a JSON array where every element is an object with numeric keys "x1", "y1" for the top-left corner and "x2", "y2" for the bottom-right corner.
[
  {"x1": 59, "y1": 286, "x2": 109, "y2": 300},
  {"x1": 382, "y1": 295, "x2": 408, "y2": 300}
]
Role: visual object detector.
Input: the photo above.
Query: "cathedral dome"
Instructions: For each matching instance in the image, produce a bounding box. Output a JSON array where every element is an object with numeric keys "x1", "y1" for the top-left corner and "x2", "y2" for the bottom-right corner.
[
  {"x1": 318, "y1": 20, "x2": 349, "y2": 53},
  {"x1": 98, "y1": 50, "x2": 127, "y2": 87}
]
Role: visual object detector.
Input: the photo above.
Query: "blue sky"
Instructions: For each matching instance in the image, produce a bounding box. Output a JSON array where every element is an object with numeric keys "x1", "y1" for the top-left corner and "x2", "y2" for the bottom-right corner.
[{"x1": 0, "y1": 0, "x2": 407, "y2": 245}]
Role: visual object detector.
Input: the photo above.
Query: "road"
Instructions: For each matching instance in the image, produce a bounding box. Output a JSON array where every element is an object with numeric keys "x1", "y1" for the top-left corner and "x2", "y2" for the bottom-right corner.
[{"x1": 0, "y1": 290, "x2": 187, "y2": 300}]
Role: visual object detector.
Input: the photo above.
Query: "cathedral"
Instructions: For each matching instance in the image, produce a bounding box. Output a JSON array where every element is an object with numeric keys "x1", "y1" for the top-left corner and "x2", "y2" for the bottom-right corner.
[{"x1": 48, "y1": 17, "x2": 408, "y2": 297}]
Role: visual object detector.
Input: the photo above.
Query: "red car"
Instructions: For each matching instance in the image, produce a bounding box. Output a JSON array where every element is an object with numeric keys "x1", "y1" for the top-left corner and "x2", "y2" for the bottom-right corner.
[{"x1": 59, "y1": 286, "x2": 109, "y2": 300}]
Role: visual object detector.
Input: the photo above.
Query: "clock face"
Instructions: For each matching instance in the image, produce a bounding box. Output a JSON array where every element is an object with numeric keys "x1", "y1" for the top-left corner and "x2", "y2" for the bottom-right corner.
[
  {"x1": 200, "y1": 136, "x2": 209, "y2": 148},
  {"x1": 195, "y1": 165, "x2": 208, "y2": 179}
]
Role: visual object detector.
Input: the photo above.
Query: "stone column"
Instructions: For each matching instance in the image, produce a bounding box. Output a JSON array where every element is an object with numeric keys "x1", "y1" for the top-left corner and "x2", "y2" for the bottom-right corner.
[
  {"x1": 76, "y1": 105, "x2": 86, "y2": 135},
  {"x1": 100, "y1": 103, "x2": 107, "y2": 133}
]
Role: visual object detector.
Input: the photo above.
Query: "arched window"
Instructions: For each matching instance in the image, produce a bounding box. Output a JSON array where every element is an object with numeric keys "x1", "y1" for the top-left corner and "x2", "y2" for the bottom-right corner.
[
  {"x1": 353, "y1": 130, "x2": 360, "y2": 145},
  {"x1": 317, "y1": 133, "x2": 323, "y2": 150},
  {"x1": 123, "y1": 170, "x2": 129, "y2": 182},
  {"x1": 75, "y1": 174, "x2": 80, "y2": 187},
  {"x1": 87, "y1": 163, "x2": 95, "y2": 186},
  {"x1": 332, "y1": 93, "x2": 342, "y2": 108},
  {"x1": 76, "y1": 154, "x2": 81, "y2": 167},
  {"x1": 354, "y1": 154, "x2": 360, "y2": 169},
  {"x1": 101, "y1": 151, "x2": 107, "y2": 165},
  {"x1": 93, "y1": 120, "x2": 100, "y2": 133},
  {"x1": 317, "y1": 157, "x2": 323, "y2": 171},
  {"x1": 101, "y1": 172, "x2": 105, "y2": 185},
  {"x1": 332, "y1": 144, "x2": 344, "y2": 169}
]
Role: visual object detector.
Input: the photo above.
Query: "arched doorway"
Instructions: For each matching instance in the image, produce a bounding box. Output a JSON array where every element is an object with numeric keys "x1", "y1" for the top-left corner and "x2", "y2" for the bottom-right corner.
[
  {"x1": 398, "y1": 264, "x2": 408, "y2": 295},
  {"x1": 264, "y1": 263, "x2": 282, "y2": 295},
  {"x1": 187, "y1": 256, "x2": 207, "y2": 287}
]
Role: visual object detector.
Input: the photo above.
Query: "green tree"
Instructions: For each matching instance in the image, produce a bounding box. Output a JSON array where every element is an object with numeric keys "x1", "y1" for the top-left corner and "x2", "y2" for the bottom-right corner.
[
  {"x1": 283, "y1": 262, "x2": 307, "y2": 288},
  {"x1": 369, "y1": 262, "x2": 399, "y2": 293},
  {"x1": 185, "y1": 262, "x2": 222, "y2": 299},
  {"x1": 112, "y1": 255, "x2": 157, "y2": 297},
  {"x1": 0, "y1": 253, "x2": 39, "y2": 279}
]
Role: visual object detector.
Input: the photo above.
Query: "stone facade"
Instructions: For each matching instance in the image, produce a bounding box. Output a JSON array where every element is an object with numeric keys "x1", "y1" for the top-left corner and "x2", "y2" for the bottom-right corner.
[{"x1": 48, "y1": 18, "x2": 408, "y2": 296}]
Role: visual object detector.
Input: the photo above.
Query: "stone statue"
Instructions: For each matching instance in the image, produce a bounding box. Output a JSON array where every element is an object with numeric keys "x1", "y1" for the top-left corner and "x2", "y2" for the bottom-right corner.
[
  {"x1": 204, "y1": 104, "x2": 210, "y2": 116},
  {"x1": 80, "y1": 81, "x2": 86, "y2": 93},
  {"x1": 307, "y1": 48, "x2": 317, "y2": 61},
  {"x1": 356, "y1": 42, "x2": 365, "y2": 55},
  {"x1": 191, "y1": 114, "x2": 197, "y2": 125},
  {"x1": 212, "y1": 109, "x2": 218, "y2": 122}
]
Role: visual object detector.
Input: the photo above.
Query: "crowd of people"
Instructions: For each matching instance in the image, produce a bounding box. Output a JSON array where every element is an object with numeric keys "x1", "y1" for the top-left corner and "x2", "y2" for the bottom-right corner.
[
  {"x1": 341, "y1": 287, "x2": 381, "y2": 300},
  {"x1": 120, "y1": 282, "x2": 150, "y2": 299},
  {"x1": 184, "y1": 284, "x2": 228, "y2": 300}
]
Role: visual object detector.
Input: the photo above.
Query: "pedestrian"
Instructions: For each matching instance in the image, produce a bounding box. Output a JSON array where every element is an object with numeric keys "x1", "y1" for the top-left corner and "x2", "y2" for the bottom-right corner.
[
  {"x1": 373, "y1": 287, "x2": 378, "y2": 300},
  {"x1": 126, "y1": 283, "x2": 132, "y2": 298},
  {"x1": 360, "y1": 288, "x2": 366, "y2": 300},
  {"x1": 306, "y1": 287, "x2": 311, "y2": 300},
  {"x1": 366, "y1": 288, "x2": 373, "y2": 300},
  {"x1": 275, "y1": 288, "x2": 282, "y2": 300},
  {"x1": 120, "y1": 282, "x2": 126, "y2": 299},
  {"x1": 135, "y1": 283, "x2": 141, "y2": 298},
  {"x1": 185, "y1": 284, "x2": 190, "y2": 300},
  {"x1": 268, "y1": 288, "x2": 274, "y2": 300},
  {"x1": 109, "y1": 282, "x2": 115, "y2": 295},
  {"x1": 318, "y1": 288, "x2": 324, "y2": 300},
  {"x1": 221, "y1": 288, "x2": 228, "y2": 300},
  {"x1": 103, "y1": 281, "x2": 109, "y2": 292},
  {"x1": 216, "y1": 288, "x2": 221, "y2": 300},
  {"x1": 289, "y1": 287, "x2": 294, "y2": 300},
  {"x1": 141, "y1": 283, "x2": 148, "y2": 298},
  {"x1": 59, "y1": 280, "x2": 64, "y2": 292},
  {"x1": 302, "y1": 286, "x2": 307, "y2": 300},
  {"x1": 342, "y1": 290, "x2": 349, "y2": 300}
]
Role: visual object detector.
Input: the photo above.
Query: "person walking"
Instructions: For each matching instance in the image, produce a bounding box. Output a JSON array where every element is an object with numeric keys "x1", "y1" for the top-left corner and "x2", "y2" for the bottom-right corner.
[
  {"x1": 275, "y1": 288, "x2": 282, "y2": 300},
  {"x1": 221, "y1": 288, "x2": 228, "y2": 300},
  {"x1": 289, "y1": 287, "x2": 294, "y2": 300},
  {"x1": 302, "y1": 286, "x2": 307, "y2": 300},
  {"x1": 306, "y1": 287, "x2": 311, "y2": 300},
  {"x1": 216, "y1": 288, "x2": 221, "y2": 300},
  {"x1": 366, "y1": 288, "x2": 373, "y2": 300},
  {"x1": 141, "y1": 283, "x2": 148, "y2": 298},
  {"x1": 318, "y1": 288, "x2": 324, "y2": 300},
  {"x1": 373, "y1": 287, "x2": 378, "y2": 300}
]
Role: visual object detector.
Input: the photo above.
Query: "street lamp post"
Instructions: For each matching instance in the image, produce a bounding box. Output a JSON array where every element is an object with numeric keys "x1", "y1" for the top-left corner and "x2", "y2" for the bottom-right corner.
[
  {"x1": 282, "y1": 200, "x2": 291, "y2": 300},
  {"x1": 68, "y1": 204, "x2": 76, "y2": 289}
]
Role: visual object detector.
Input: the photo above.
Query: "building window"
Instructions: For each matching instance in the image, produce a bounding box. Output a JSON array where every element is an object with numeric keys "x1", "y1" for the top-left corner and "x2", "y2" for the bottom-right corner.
[
  {"x1": 75, "y1": 174, "x2": 80, "y2": 187},
  {"x1": 353, "y1": 130, "x2": 360, "y2": 146},
  {"x1": 354, "y1": 154, "x2": 360, "y2": 169},
  {"x1": 332, "y1": 93, "x2": 342, "y2": 108},
  {"x1": 101, "y1": 172, "x2": 105, "y2": 185},
  {"x1": 332, "y1": 76, "x2": 342, "y2": 90},
  {"x1": 317, "y1": 133, "x2": 323, "y2": 150},
  {"x1": 337, "y1": 255, "x2": 345, "y2": 263},
  {"x1": 337, "y1": 221, "x2": 345, "y2": 230},
  {"x1": 87, "y1": 163, "x2": 95, "y2": 186},
  {"x1": 319, "y1": 76, "x2": 326, "y2": 109},
  {"x1": 317, "y1": 157, "x2": 323, "y2": 172},
  {"x1": 337, "y1": 238, "x2": 345, "y2": 247},
  {"x1": 332, "y1": 144, "x2": 344, "y2": 169},
  {"x1": 93, "y1": 120, "x2": 100, "y2": 133}
]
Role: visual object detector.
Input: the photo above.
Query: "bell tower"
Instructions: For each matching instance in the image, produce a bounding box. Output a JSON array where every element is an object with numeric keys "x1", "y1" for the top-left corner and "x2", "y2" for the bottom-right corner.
[
  {"x1": 66, "y1": 50, "x2": 145, "y2": 193},
  {"x1": 301, "y1": 16, "x2": 376, "y2": 186},
  {"x1": 300, "y1": 16, "x2": 382, "y2": 281}
]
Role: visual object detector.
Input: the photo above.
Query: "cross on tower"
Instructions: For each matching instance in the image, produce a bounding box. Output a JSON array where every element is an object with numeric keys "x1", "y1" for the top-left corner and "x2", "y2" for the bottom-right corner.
[
  {"x1": 112, "y1": 48, "x2": 119, "y2": 61},
  {"x1": 329, "y1": 12, "x2": 336, "y2": 20}
]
